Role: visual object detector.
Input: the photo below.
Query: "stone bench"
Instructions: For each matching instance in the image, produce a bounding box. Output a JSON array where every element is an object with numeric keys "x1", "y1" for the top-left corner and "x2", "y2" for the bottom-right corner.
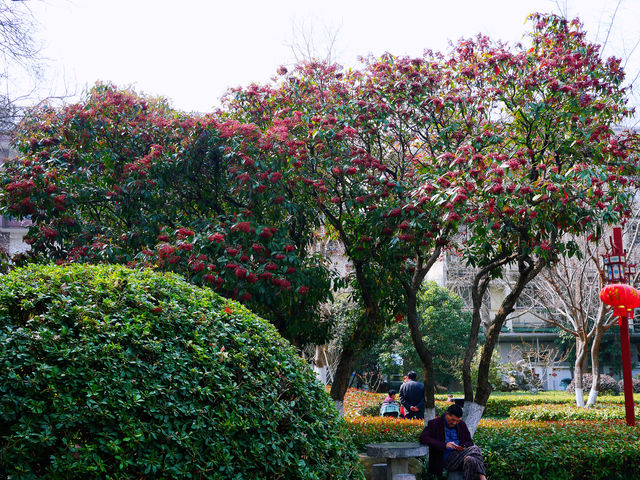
[
  {"x1": 365, "y1": 442, "x2": 427, "y2": 480},
  {"x1": 359, "y1": 454, "x2": 423, "y2": 480}
]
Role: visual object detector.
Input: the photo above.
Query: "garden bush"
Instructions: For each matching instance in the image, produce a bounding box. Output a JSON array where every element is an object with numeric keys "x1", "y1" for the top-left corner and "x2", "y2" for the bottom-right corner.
[
  {"x1": 509, "y1": 403, "x2": 639, "y2": 421},
  {"x1": 619, "y1": 377, "x2": 640, "y2": 393},
  {"x1": 465, "y1": 390, "x2": 640, "y2": 417},
  {"x1": 345, "y1": 416, "x2": 425, "y2": 451},
  {"x1": 478, "y1": 392, "x2": 576, "y2": 417},
  {"x1": 0, "y1": 264, "x2": 362, "y2": 479},
  {"x1": 360, "y1": 400, "x2": 450, "y2": 418},
  {"x1": 476, "y1": 419, "x2": 640, "y2": 480},
  {"x1": 432, "y1": 392, "x2": 640, "y2": 418},
  {"x1": 346, "y1": 416, "x2": 640, "y2": 479},
  {"x1": 566, "y1": 374, "x2": 622, "y2": 395}
]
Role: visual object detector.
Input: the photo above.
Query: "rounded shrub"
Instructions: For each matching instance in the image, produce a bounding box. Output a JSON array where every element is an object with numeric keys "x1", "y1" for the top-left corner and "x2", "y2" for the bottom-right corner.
[
  {"x1": 0, "y1": 264, "x2": 362, "y2": 479},
  {"x1": 566, "y1": 374, "x2": 621, "y2": 395},
  {"x1": 618, "y1": 377, "x2": 640, "y2": 393}
]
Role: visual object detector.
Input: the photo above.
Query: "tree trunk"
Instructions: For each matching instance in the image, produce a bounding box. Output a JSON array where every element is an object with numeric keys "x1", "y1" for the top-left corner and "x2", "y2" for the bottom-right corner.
[
  {"x1": 401, "y1": 252, "x2": 442, "y2": 424},
  {"x1": 573, "y1": 339, "x2": 587, "y2": 407},
  {"x1": 328, "y1": 258, "x2": 380, "y2": 416},
  {"x1": 329, "y1": 348, "x2": 356, "y2": 417},
  {"x1": 587, "y1": 330, "x2": 603, "y2": 407},
  {"x1": 474, "y1": 302, "x2": 512, "y2": 406},
  {"x1": 312, "y1": 344, "x2": 328, "y2": 385},
  {"x1": 405, "y1": 283, "x2": 436, "y2": 423},
  {"x1": 462, "y1": 276, "x2": 490, "y2": 403},
  {"x1": 323, "y1": 214, "x2": 382, "y2": 415},
  {"x1": 467, "y1": 257, "x2": 543, "y2": 435},
  {"x1": 466, "y1": 300, "x2": 516, "y2": 435},
  {"x1": 462, "y1": 402, "x2": 485, "y2": 438}
]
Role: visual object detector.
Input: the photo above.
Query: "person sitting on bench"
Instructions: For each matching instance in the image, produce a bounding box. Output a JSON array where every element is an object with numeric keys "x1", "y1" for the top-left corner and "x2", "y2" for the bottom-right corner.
[{"x1": 419, "y1": 404, "x2": 487, "y2": 480}]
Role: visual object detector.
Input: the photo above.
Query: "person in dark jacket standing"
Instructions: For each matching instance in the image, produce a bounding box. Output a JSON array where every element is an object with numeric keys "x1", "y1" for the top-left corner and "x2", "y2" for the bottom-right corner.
[
  {"x1": 398, "y1": 371, "x2": 425, "y2": 419},
  {"x1": 419, "y1": 404, "x2": 487, "y2": 480}
]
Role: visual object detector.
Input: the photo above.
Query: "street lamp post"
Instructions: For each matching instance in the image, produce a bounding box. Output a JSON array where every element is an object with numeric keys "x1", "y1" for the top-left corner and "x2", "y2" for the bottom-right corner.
[{"x1": 600, "y1": 227, "x2": 639, "y2": 426}]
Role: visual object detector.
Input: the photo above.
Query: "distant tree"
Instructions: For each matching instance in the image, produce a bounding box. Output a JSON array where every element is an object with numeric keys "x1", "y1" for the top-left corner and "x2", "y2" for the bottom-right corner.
[
  {"x1": 525, "y1": 235, "x2": 613, "y2": 406},
  {"x1": 287, "y1": 17, "x2": 342, "y2": 64}
]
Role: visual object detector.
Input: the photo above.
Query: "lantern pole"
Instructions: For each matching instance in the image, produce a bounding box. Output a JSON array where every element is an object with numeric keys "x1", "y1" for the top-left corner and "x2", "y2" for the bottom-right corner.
[
  {"x1": 607, "y1": 227, "x2": 636, "y2": 426},
  {"x1": 620, "y1": 310, "x2": 636, "y2": 425}
]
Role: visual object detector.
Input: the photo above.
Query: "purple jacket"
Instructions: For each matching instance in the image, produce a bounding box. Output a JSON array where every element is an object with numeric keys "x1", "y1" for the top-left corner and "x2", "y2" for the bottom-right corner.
[{"x1": 419, "y1": 415, "x2": 474, "y2": 475}]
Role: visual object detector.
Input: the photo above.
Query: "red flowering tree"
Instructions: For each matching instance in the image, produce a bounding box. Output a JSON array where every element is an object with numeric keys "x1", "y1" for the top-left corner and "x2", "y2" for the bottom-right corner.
[
  {"x1": 0, "y1": 84, "x2": 332, "y2": 345},
  {"x1": 223, "y1": 54, "x2": 500, "y2": 416},
  {"x1": 223, "y1": 65, "x2": 404, "y2": 414},
  {"x1": 446, "y1": 14, "x2": 640, "y2": 433},
  {"x1": 341, "y1": 52, "x2": 502, "y2": 420}
]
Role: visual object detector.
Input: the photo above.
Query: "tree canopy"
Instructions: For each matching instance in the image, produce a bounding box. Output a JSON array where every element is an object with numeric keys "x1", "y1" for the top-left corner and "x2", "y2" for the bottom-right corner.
[{"x1": 1, "y1": 84, "x2": 332, "y2": 345}]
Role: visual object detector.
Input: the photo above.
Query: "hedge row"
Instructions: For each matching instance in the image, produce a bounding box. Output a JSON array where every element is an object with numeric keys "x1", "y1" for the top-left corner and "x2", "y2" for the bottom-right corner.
[
  {"x1": 343, "y1": 389, "x2": 640, "y2": 419},
  {"x1": 346, "y1": 417, "x2": 640, "y2": 480},
  {"x1": 476, "y1": 419, "x2": 640, "y2": 480},
  {"x1": 435, "y1": 392, "x2": 640, "y2": 418},
  {"x1": 360, "y1": 401, "x2": 451, "y2": 418},
  {"x1": 509, "y1": 403, "x2": 640, "y2": 421}
]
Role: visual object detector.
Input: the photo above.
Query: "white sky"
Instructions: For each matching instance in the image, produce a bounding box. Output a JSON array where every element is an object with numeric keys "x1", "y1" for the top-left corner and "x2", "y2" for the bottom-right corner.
[{"x1": 16, "y1": 0, "x2": 640, "y2": 114}]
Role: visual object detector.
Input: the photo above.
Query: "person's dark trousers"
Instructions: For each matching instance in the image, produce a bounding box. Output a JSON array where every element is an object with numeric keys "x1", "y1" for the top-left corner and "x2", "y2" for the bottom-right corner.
[
  {"x1": 444, "y1": 446, "x2": 486, "y2": 480},
  {"x1": 404, "y1": 409, "x2": 424, "y2": 420}
]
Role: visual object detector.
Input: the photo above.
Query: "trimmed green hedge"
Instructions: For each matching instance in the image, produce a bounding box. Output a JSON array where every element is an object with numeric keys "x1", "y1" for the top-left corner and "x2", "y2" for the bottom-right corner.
[
  {"x1": 435, "y1": 392, "x2": 640, "y2": 417},
  {"x1": 346, "y1": 416, "x2": 425, "y2": 451},
  {"x1": 510, "y1": 403, "x2": 640, "y2": 421},
  {"x1": 483, "y1": 393, "x2": 573, "y2": 417},
  {"x1": 476, "y1": 419, "x2": 640, "y2": 480},
  {"x1": 346, "y1": 416, "x2": 640, "y2": 480},
  {"x1": 361, "y1": 400, "x2": 451, "y2": 418},
  {"x1": 0, "y1": 264, "x2": 362, "y2": 479}
]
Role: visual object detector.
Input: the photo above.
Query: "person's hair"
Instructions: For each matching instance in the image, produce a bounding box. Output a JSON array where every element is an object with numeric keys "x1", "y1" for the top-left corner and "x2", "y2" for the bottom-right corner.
[
  {"x1": 388, "y1": 389, "x2": 397, "y2": 396},
  {"x1": 407, "y1": 371, "x2": 417, "y2": 381},
  {"x1": 447, "y1": 404, "x2": 463, "y2": 418}
]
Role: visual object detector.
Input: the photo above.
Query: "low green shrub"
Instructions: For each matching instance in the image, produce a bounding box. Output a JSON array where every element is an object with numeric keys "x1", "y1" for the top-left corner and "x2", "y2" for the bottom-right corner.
[
  {"x1": 360, "y1": 400, "x2": 450, "y2": 418},
  {"x1": 346, "y1": 416, "x2": 640, "y2": 479},
  {"x1": 598, "y1": 393, "x2": 640, "y2": 404},
  {"x1": 0, "y1": 264, "x2": 362, "y2": 479},
  {"x1": 476, "y1": 419, "x2": 640, "y2": 480},
  {"x1": 481, "y1": 392, "x2": 576, "y2": 417},
  {"x1": 509, "y1": 403, "x2": 640, "y2": 421},
  {"x1": 345, "y1": 416, "x2": 425, "y2": 451},
  {"x1": 434, "y1": 391, "x2": 640, "y2": 417}
]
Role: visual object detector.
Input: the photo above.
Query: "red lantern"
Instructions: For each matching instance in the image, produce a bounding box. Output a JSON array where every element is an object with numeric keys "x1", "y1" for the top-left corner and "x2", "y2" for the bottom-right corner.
[{"x1": 600, "y1": 283, "x2": 640, "y2": 317}]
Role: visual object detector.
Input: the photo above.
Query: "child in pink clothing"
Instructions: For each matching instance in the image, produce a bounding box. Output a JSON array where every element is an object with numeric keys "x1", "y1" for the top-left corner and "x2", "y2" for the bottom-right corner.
[{"x1": 383, "y1": 389, "x2": 398, "y2": 403}]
